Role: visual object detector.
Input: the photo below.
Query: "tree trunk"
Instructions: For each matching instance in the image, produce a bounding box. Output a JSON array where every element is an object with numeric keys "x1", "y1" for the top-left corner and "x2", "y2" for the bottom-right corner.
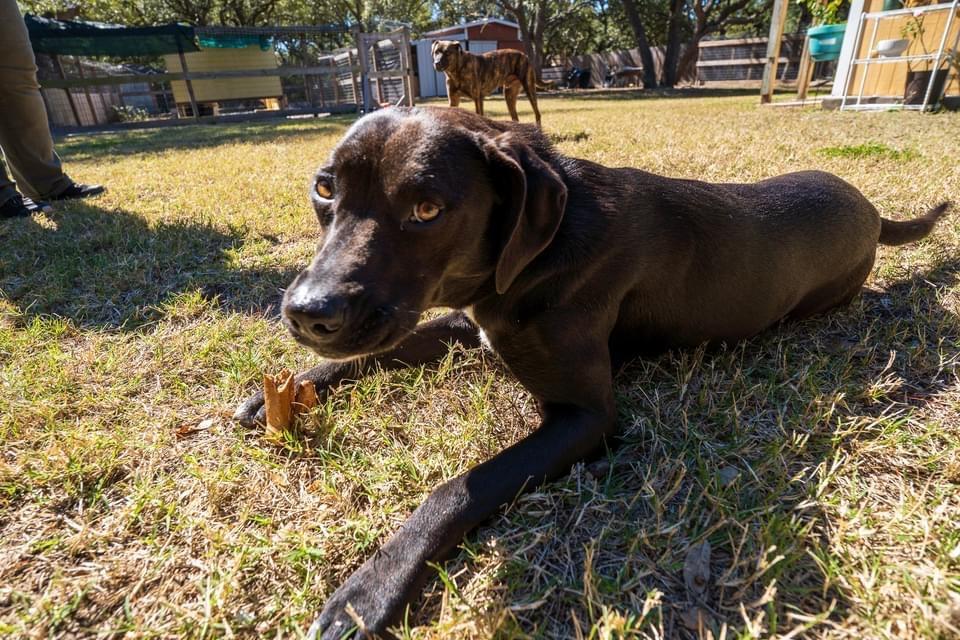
[
  {"x1": 661, "y1": 0, "x2": 685, "y2": 87},
  {"x1": 675, "y1": 31, "x2": 707, "y2": 83},
  {"x1": 501, "y1": 2, "x2": 545, "y2": 83},
  {"x1": 621, "y1": 0, "x2": 658, "y2": 88}
]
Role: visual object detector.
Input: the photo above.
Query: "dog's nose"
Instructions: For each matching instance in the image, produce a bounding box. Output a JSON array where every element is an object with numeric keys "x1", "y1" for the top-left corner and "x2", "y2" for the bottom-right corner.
[{"x1": 284, "y1": 296, "x2": 347, "y2": 337}]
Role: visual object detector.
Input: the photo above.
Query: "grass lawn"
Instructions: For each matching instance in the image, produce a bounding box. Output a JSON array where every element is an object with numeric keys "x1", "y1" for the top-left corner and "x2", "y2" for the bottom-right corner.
[{"x1": 2, "y1": 91, "x2": 959, "y2": 639}]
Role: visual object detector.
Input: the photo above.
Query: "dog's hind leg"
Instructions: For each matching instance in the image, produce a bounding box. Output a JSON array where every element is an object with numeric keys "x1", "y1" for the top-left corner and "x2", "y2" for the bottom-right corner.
[
  {"x1": 504, "y1": 84, "x2": 520, "y2": 121},
  {"x1": 233, "y1": 311, "x2": 480, "y2": 427},
  {"x1": 522, "y1": 66, "x2": 542, "y2": 127},
  {"x1": 788, "y1": 253, "x2": 876, "y2": 320}
]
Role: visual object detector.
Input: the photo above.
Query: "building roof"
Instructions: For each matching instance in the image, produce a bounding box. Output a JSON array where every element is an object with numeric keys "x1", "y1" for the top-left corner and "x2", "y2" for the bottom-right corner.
[{"x1": 423, "y1": 18, "x2": 520, "y2": 37}]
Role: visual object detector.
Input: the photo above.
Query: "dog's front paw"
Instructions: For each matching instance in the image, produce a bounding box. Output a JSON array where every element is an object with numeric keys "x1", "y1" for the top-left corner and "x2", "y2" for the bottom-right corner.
[
  {"x1": 233, "y1": 365, "x2": 341, "y2": 428},
  {"x1": 306, "y1": 558, "x2": 409, "y2": 640},
  {"x1": 233, "y1": 389, "x2": 267, "y2": 428}
]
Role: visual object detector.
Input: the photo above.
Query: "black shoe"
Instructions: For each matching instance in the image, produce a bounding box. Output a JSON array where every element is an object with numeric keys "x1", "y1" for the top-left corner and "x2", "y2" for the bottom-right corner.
[
  {"x1": 51, "y1": 183, "x2": 105, "y2": 200},
  {"x1": 1, "y1": 194, "x2": 51, "y2": 218}
]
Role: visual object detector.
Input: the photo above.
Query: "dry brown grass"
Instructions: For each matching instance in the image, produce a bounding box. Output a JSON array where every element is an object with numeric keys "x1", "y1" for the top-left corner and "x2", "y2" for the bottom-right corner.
[{"x1": 1, "y1": 91, "x2": 959, "y2": 639}]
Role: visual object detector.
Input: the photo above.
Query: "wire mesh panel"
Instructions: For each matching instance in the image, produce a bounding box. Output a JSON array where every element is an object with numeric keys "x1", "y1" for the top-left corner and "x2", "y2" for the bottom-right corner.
[
  {"x1": 35, "y1": 22, "x2": 370, "y2": 129},
  {"x1": 356, "y1": 28, "x2": 415, "y2": 111}
]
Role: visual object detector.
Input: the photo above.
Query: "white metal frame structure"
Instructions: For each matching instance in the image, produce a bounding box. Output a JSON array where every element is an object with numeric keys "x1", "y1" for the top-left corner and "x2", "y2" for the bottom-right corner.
[{"x1": 840, "y1": 0, "x2": 960, "y2": 110}]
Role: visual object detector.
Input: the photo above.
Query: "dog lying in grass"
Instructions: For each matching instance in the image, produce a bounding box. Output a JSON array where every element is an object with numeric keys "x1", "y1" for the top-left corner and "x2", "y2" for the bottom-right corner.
[{"x1": 234, "y1": 106, "x2": 950, "y2": 638}]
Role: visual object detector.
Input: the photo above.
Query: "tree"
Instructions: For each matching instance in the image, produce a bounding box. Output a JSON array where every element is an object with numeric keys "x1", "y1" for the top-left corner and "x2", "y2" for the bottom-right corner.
[
  {"x1": 661, "y1": 0, "x2": 686, "y2": 86},
  {"x1": 497, "y1": 0, "x2": 591, "y2": 81},
  {"x1": 620, "y1": 0, "x2": 658, "y2": 87},
  {"x1": 672, "y1": 0, "x2": 772, "y2": 82}
]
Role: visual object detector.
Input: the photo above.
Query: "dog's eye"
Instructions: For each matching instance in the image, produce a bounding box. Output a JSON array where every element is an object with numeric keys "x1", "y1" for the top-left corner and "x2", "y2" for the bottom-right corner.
[
  {"x1": 410, "y1": 201, "x2": 443, "y2": 223},
  {"x1": 315, "y1": 179, "x2": 333, "y2": 200}
]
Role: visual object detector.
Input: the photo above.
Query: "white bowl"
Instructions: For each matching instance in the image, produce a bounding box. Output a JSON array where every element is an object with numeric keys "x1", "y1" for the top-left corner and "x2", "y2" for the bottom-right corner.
[{"x1": 876, "y1": 38, "x2": 910, "y2": 57}]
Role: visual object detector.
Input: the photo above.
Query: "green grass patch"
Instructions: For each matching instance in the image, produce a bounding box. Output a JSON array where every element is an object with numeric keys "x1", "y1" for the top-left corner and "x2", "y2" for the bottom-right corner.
[{"x1": 817, "y1": 141, "x2": 920, "y2": 161}]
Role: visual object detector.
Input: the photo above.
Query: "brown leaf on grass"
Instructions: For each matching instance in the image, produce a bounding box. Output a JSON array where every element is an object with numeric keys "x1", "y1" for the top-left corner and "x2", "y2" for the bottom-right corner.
[
  {"x1": 175, "y1": 417, "x2": 216, "y2": 440},
  {"x1": 683, "y1": 540, "x2": 711, "y2": 601},
  {"x1": 263, "y1": 369, "x2": 295, "y2": 438}
]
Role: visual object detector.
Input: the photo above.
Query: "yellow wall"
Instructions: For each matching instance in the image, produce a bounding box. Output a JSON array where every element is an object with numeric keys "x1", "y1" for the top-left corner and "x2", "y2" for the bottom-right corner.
[
  {"x1": 847, "y1": 0, "x2": 960, "y2": 98},
  {"x1": 164, "y1": 46, "x2": 282, "y2": 103}
]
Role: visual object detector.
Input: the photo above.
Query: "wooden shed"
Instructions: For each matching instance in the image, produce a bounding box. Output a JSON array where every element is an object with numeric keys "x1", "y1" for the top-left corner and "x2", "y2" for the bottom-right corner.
[
  {"x1": 831, "y1": 0, "x2": 959, "y2": 107},
  {"x1": 415, "y1": 18, "x2": 523, "y2": 98},
  {"x1": 163, "y1": 45, "x2": 282, "y2": 115}
]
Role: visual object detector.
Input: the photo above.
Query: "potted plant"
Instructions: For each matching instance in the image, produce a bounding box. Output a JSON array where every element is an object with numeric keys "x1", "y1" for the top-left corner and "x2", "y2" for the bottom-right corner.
[
  {"x1": 900, "y1": 0, "x2": 950, "y2": 105},
  {"x1": 802, "y1": 0, "x2": 850, "y2": 62}
]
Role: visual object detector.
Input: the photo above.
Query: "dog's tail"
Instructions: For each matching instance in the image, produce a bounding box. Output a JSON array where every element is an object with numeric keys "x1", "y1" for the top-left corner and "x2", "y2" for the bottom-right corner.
[
  {"x1": 878, "y1": 201, "x2": 951, "y2": 246},
  {"x1": 535, "y1": 79, "x2": 555, "y2": 91}
]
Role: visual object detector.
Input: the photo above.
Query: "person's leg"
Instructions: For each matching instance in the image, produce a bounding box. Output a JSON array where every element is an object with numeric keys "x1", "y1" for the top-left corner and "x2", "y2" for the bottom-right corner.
[
  {"x1": 0, "y1": 160, "x2": 52, "y2": 217},
  {"x1": 0, "y1": 160, "x2": 19, "y2": 208},
  {"x1": 0, "y1": 0, "x2": 74, "y2": 201}
]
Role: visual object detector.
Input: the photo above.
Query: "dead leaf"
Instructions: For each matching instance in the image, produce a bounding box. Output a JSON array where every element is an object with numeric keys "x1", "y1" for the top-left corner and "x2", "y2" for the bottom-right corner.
[
  {"x1": 175, "y1": 417, "x2": 216, "y2": 440},
  {"x1": 683, "y1": 540, "x2": 711, "y2": 601},
  {"x1": 717, "y1": 465, "x2": 740, "y2": 487}
]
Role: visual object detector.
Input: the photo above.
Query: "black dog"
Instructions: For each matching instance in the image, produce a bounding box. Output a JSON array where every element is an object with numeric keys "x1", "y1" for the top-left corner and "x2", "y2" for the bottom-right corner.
[{"x1": 235, "y1": 106, "x2": 949, "y2": 638}]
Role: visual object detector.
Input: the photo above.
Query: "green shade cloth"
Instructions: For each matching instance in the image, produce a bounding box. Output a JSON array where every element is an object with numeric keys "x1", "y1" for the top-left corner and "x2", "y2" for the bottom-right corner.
[
  {"x1": 24, "y1": 15, "x2": 199, "y2": 57},
  {"x1": 197, "y1": 34, "x2": 274, "y2": 51}
]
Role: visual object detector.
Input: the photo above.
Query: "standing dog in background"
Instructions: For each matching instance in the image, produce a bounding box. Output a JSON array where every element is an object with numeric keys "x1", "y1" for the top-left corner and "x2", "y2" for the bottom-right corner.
[{"x1": 432, "y1": 39, "x2": 542, "y2": 126}]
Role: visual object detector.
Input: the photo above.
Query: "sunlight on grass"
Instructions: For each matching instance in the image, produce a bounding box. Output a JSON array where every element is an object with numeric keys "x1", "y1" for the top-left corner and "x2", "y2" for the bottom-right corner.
[{"x1": 1, "y1": 92, "x2": 959, "y2": 638}]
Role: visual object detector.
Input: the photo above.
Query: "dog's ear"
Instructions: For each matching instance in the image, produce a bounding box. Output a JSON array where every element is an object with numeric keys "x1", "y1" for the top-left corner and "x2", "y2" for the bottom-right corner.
[
  {"x1": 431, "y1": 40, "x2": 440, "y2": 55},
  {"x1": 483, "y1": 133, "x2": 567, "y2": 295}
]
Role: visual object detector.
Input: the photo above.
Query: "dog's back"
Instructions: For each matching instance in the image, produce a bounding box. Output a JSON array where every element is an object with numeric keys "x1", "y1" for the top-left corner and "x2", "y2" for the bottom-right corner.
[
  {"x1": 465, "y1": 48, "x2": 531, "y2": 95},
  {"x1": 481, "y1": 48, "x2": 530, "y2": 76}
]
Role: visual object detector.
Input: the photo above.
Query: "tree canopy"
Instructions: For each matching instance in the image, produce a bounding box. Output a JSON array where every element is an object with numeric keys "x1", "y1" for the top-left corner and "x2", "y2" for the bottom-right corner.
[{"x1": 18, "y1": 0, "x2": 833, "y2": 86}]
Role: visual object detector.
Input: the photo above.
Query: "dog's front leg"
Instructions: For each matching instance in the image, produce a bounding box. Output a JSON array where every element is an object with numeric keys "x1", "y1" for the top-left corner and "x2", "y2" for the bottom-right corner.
[
  {"x1": 445, "y1": 79, "x2": 459, "y2": 107},
  {"x1": 473, "y1": 69, "x2": 484, "y2": 116},
  {"x1": 309, "y1": 404, "x2": 615, "y2": 639},
  {"x1": 308, "y1": 336, "x2": 616, "y2": 638},
  {"x1": 233, "y1": 311, "x2": 478, "y2": 427}
]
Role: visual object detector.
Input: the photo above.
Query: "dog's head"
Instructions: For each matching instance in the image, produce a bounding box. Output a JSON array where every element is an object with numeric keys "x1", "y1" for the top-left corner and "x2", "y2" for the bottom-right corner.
[
  {"x1": 282, "y1": 107, "x2": 567, "y2": 360},
  {"x1": 431, "y1": 40, "x2": 462, "y2": 72}
]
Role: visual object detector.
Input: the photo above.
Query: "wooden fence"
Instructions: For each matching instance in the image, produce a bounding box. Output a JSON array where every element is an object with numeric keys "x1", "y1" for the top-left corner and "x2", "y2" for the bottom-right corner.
[{"x1": 545, "y1": 34, "x2": 824, "y2": 88}]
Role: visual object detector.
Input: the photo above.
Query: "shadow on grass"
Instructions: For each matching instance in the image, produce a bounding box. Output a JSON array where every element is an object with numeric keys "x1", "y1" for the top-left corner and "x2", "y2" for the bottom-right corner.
[
  {"x1": 412, "y1": 256, "x2": 960, "y2": 637},
  {"x1": 541, "y1": 87, "x2": 761, "y2": 102},
  {"x1": 0, "y1": 202, "x2": 303, "y2": 330},
  {"x1": 54, "y1": 116, "x2": 354, "y2": 161}
]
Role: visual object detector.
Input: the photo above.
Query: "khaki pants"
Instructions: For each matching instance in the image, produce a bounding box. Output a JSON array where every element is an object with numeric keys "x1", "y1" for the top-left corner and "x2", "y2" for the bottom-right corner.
[{"x1": 0, "y1": 0, "x2": 72, "y2": 204}]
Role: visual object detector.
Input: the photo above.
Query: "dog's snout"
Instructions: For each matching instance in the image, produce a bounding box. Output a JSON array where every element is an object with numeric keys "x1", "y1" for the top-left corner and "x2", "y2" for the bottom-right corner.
[{"x1": 284, "y1": 295, "x2": 347, "y2": 338}]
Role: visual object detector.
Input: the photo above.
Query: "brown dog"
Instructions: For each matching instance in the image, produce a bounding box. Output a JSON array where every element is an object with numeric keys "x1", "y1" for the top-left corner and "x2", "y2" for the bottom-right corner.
[
  {"x1": 235, "y1": 106, "x2": 950, "y2": 639},
  {"x1": 431, "y1": 39, "x2": 542, "y2": 126}
]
